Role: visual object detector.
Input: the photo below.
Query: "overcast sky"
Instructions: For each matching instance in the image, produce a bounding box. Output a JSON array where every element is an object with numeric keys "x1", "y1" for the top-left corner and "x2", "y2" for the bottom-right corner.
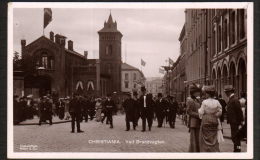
[{"x1": 13, "y1": 8, "x2": 185, "y2": 78}]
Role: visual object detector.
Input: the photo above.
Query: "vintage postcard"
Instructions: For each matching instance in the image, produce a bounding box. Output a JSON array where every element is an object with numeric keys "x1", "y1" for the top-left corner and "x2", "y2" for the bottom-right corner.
[{"x1": 7, "y1": 2, "x2": 253, "y2": 159}]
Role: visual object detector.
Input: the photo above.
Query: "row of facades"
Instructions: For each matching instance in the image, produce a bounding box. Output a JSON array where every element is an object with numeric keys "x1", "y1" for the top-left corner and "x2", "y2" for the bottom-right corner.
[{"x1": 164, "y1": 9, "x2": 247, "y2": 102}]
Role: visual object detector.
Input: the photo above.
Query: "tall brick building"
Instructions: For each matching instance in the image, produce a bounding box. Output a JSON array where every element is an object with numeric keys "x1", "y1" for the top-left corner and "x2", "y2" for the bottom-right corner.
[
  {"x1": 169, "y1": 9, "x2": 247, "y2": 101},
  {"x1": 15, "y1": 13, "x2": 123, "y2": 98},
  {"x1": 98, "y1": 13, "x2": 123, "y2": 94}
]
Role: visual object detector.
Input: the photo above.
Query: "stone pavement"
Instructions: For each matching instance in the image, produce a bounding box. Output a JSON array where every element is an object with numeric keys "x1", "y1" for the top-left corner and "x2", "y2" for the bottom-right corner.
[{"x1": 13, "y1": 114, "x2": 247, "y2": 152}]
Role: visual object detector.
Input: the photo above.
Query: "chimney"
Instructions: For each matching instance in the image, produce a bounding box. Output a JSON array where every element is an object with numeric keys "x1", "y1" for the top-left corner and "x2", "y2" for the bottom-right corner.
[
  {"x1": 50, "y1": 31, "x2": 54, "y2": 41},
  {"x1": 84, "y1": 51, "x2": 88, "y2": 59},
  {"x1": 21, "y1": 39, "x2": 26, "y2": 59},
  {"x1": 68, "y1": 40, "x2": 73, "y2": 51},
  {"x1": 55, "y1": 34, "x2": 66, "y2": 47},
  {"x1": 21, "y1": 39, "x2": 26, "y2": 48}
]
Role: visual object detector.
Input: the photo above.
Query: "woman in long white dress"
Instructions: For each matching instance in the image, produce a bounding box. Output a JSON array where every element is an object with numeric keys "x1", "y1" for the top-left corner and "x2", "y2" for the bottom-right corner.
[
  {"x1": 198, "y1": 85, "x2": 223, "y2": 152},
  {"x1": 95, "y1": 98, "x2": 103, "y2": 122}
]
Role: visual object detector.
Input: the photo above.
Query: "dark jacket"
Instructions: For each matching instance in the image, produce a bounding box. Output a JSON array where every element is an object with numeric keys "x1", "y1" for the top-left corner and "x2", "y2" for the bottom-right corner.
[
  {"x1": 69, "y1": 98, "x2": 83, "y2": 114},
  {"x1": 104, "y1": 99, "x2": 116, "y2": 113},
  {"x1": 138, "y1": 95, "x2": 155, "y2": 117},
  {"x1": 123, "y1": 98, "x2": 135, "y2": 121},
  {"x1": 227, "y1": 95, "x2": 244, "y2": 125},
  {"x1": 155, "y1": 98, "x2": 167, "y2": 115},
  {"x1": 218, "y1": 98, "x2": 227, "y2": 122},
  {"x1": 186, "y1": 97, "x2": 201, "y2": 128}
]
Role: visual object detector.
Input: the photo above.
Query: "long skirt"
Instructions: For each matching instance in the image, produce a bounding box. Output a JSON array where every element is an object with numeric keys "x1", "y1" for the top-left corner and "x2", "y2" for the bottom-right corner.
[
  {"x1": 95, "y1": 109, "x2": 102, "y2": 122},
  {"x1": 189, "y1": 128, "x2": 200, "y2": 152},
  {"x1": 199, "y1": 114, "x2": 220, "y2": 152}
]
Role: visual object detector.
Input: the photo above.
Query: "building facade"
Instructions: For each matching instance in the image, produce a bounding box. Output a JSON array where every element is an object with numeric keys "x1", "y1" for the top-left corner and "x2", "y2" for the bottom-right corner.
[
  {"x1": 20, "y1": 32, "x2": 101, "y2": 98},
  {"x1": 169, "y1": 24, "x2": 187, "y2": 102},
  {"x1": 166, "y1": 9, "x2": 247, "y2": 102},
  {"x1": 98, "y1": 13, "x2": 123, "y2": 95},
  {"x1": 209, "y1": 9, "x2": 247, "y2": 100},
  {"x1": 121, "y1": 63, "x2": 145, "y2": 93},
  {"x1": 15, "y1": 13, "x2": 123, "y2": 98},
  {"x1": 145, "y1": 78, "x2": 163, "y2": 97}
]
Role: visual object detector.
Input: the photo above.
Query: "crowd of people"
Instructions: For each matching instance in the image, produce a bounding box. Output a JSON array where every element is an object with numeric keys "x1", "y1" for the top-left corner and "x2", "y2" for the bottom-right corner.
[
  {"x1": 13, "y1": 84, "x2": 247, "y2": 152},
  {"x1": 186, "y1": 84, "x2": 247, "y2": 153}
]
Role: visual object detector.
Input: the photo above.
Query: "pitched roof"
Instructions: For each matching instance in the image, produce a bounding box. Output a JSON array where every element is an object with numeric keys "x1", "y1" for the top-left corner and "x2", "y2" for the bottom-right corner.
[
  {"x1": 121, "y1": 63, "x2": 145, "y2": 78},
  {"x1": 98, "y1": 13, "x2": 122, "y2": 35},
  {"x1": 121, "y1": 63, "x2": 139, "y2": 70}
]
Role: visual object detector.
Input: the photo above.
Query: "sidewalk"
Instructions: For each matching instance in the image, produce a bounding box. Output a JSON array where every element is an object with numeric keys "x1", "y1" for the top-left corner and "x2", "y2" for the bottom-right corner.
[{"x1": 17, "y1": 116, "x2": 70, "y2": 125}]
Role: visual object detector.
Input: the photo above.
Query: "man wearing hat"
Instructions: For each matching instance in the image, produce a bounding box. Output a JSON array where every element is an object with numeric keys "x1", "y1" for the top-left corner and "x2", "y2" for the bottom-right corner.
[
  {"x1": 224, "y1": 85, "x2": 244, "y2": 152},
  {"x1": 123, "y1": 92, "x2": 135, "y2": 131},
  {"x1": 39, "y1": 96, "x2": 53, "y2": 125},
  {"x1": 187, "y1": 84, "x2": 202, "y2": 152},
  {"x1": 132, "y1": 91, "x2": 140, "y2": 127},
  {"x1": 155, "y1": 93, "x2": 167, "y2": 128},
  {"x1": 167, "y1": 96, "x2": 178, "y2": 128},
  {"x1": 104, "y1": 93, "x2": 116, "y2": 128},
  {"x1": 138, "y1": 86, "x2": 154, "y2": 132}
]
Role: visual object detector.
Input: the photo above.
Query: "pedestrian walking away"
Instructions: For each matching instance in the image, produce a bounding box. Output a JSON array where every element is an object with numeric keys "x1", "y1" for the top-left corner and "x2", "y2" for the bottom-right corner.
[{"x1": 198, "y1": 85, "x2": 223, "y2": 152}]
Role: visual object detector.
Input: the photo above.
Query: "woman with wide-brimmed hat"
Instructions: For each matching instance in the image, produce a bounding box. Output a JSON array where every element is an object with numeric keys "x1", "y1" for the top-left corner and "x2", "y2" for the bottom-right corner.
[
  {"x1": 198, "y1": 85, "x2": 223, "y2": 152},
  {"x1": 187, "y1": 84, "x2": 202, "y2": 152}
]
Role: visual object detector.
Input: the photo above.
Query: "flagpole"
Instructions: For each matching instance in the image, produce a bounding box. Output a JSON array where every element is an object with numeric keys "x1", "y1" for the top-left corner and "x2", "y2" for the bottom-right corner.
[{"x1": 43, "y1": 8, "x2": 44, "y2": 36}]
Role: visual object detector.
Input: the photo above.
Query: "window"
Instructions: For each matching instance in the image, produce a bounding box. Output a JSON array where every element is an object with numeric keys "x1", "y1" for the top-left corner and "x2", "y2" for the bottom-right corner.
[
  {"x1": 133, "y1": 73, "x2": 137, "y2": 81},
  {"x1": 223, "y1": 18, "x2": 228, "y2": 49},
  {"x1": 42, "y1": 54, "x2": 48, "y2": 69},
  {"x1": 125, "y1": 73, "x2": 129, "y2": 80},
  {"x1": 49, "y1": 58, "x2": 54, "y2": 69},
  {"x1": 124, "y1": 81, "x2": 129, "y2": 88},
  {"x1": 134, "y1": 83, "x2": 137, "y2": 88},
  {"x1": 107, "y1": 64, "x2": 111, "y2": 74},
  {"x1": 217, "y1": 24, "x2": 222, "y2": 53},
  {"x1": 230, "y1": 11, "x2": 236, "y2": 44},
  {"x1": 212, "y1": 27, "x2": 216, "y2": 56},
  {"x1": 105, "y1": 46, "x2": 109, "y2": 55},
  {"x1": 239, "y1": 9, "x2": 246, "y2": 39}
]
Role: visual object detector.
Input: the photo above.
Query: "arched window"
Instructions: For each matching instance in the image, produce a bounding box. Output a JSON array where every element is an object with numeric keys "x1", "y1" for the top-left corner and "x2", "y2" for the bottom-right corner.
[
  {"x1": 105, "y1": 45, "x2": 112, "y2": 55},
  {"x1": 41, "y1": 53, "x2": 48, "y2": 69}
]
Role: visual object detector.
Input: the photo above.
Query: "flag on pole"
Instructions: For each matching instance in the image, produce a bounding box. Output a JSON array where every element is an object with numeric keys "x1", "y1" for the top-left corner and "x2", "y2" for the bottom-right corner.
[
  {"x1": 168, "y1": 58, "x2": 174, "y2": 65},
  {"x1": 44, "y1": 8, "x2": 52, "y2": 28},
  {"x1": 159, "y1": 68, "x2": 165, "y2": 74},
  {"x1": 141, "y1": 59, "x2": 146, "y2": 66}
]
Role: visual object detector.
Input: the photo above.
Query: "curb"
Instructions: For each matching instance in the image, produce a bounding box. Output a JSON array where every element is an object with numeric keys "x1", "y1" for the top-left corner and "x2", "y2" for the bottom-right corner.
[{"x1": 15, "y1": 120, "x2": 71, "y2": 126}]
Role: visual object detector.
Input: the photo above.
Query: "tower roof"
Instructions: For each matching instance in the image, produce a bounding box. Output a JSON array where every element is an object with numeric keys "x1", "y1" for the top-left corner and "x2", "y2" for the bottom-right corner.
[{"x1": 98, "y1": 12, "x2": 122, "y2": 35}]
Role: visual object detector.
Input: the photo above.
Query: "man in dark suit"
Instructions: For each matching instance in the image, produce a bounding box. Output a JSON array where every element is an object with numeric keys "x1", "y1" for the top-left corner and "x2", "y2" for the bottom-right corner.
[
  {"x1": 38, "y1": 96, "x2": 53, "y2": 125},
  {"x1": 168, "y1": 96, "x2": 178, "y2": 128},
  {"x1": 224, "y1": 85, "x2": 244, "y2": 152},
  {"x1": 139, "y1": 86, "x2": 154, "y2": 132},
  {"x1": 69, "y1": 93, "x2": 84, "y2": 133},
  {"x1": 155, "y1": 93, "x2": 167, "y2": 128},
  {"x1": 104, "y1": 94, "x2": 116, "y2": 129},
  {"x1": 123, "y1": 93, "x2": 135, "y2": 131}
]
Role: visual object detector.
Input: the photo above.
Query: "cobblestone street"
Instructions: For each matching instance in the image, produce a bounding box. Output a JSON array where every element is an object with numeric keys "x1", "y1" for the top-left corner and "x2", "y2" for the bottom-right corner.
[{"x1": 13, "y1": 115, "x2": 247, "y2": 152}]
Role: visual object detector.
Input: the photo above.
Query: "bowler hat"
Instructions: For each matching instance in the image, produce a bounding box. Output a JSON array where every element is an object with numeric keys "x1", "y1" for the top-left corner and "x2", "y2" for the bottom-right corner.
[
  {"x1": 224, "y1": 85, "x2": 235, "y2": 92},
  {"x1": 189, "y1": 84, "x2": 201, "y2": 93},
  {"x1": 158, "y1": 93, "x2": 163, "y2": 97}
]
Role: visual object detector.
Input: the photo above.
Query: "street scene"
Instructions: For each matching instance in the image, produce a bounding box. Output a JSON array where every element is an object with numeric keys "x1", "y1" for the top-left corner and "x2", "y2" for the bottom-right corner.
[{"x1": 12, "y1": 6, "x2": 248, "y2": 154}]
